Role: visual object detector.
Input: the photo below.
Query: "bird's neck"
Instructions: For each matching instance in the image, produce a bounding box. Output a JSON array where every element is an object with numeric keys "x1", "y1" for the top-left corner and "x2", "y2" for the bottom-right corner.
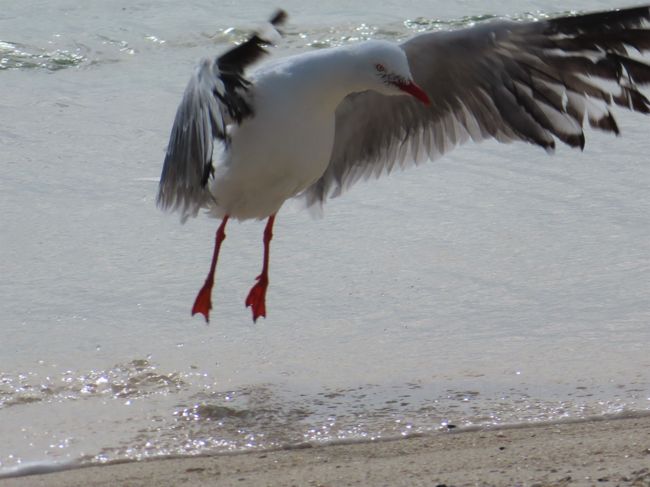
[{"x1": 283, "y1": 48, "x2": 369, "y2": 110}]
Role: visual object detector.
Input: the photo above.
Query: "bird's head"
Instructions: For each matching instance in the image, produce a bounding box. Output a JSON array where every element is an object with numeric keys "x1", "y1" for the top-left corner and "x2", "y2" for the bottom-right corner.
[{"x1": 355, "y1": 40, "x2": 430, "y2": 105}]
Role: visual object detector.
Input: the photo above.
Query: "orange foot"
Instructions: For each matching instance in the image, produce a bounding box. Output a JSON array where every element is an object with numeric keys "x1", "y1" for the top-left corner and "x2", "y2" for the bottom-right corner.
[
  {"x1": 245, "y1": 275, "x2": 268, "y2": 322},
  {"x1": 192, "y1": 278, "x2": 214, "y2": 323},
  {"x1": 191, "y1": 216, "x2": 229, "y2": 324}
]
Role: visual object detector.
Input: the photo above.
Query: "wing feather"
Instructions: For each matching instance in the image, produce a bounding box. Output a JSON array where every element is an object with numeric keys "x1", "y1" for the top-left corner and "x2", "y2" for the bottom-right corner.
[
  {"x1": 157, "y1": 10, "x2": 287, "y2": 221},
  {"x1": 304, "y1": 6, "x2": 650, "y2": 207}
]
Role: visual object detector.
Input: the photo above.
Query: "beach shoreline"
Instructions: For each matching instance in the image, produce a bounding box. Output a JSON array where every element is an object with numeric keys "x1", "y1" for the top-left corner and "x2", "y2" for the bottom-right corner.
[{"x1": 5, "y1": 414, "x2": 650, "y2": 486}]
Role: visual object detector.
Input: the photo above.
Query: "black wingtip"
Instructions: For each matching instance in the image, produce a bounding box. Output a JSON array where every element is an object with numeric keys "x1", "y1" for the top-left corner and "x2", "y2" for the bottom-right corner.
[
  {"x1": 579, "y1": 132, "x2": 586, "y2": 151},
  {"x1": 270, "y1": 9, "x2": 288, "y2": 27},
  {"x1": 217, "y1": 9, "x2": 289, "y2": 74}
]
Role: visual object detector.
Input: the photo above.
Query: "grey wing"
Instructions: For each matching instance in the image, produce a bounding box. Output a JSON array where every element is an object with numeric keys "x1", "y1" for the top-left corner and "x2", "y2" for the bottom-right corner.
[
  {"x1": 304, "y1": 6, "x2": 650, "y2": 207},
  {"x1": 156, "y1": 59, "x2": 232, "y2": 221},
  {"x1": 157, "y1": 9, "x2": 288, "y2": 221}
]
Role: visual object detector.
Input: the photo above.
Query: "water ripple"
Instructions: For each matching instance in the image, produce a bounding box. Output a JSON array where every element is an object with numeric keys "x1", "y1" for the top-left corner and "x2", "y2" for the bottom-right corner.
[
  {"x1": 0, "y1": 40, "x2": 87, "y2": 71},
  {"x1": 0, "y1": 11, "x2": 565, "y2": 72},
  {"x1": 0, "y1": 359, "x2": 186, "y2": 408}
]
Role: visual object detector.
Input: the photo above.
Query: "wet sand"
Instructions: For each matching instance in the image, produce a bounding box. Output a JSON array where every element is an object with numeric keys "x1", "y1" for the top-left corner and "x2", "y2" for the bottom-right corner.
[{"x1": 4, "y1": 414, "x2": 650, "y2": 486}]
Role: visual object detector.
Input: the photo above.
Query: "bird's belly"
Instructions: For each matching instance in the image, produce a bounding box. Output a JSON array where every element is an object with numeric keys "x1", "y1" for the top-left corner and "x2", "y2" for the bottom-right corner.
[{"x1": 210, "y1": 112, "x2": 335, "y2": 220}]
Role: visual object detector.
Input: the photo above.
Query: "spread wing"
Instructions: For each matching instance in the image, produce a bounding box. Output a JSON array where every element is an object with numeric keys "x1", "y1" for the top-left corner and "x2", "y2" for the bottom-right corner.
[
  {"x1": 157, "y1": 10, "x2": 287, "y2": 221},
  {"x1": 304, "y1": 6, "x2": 650, "y2": 207}
]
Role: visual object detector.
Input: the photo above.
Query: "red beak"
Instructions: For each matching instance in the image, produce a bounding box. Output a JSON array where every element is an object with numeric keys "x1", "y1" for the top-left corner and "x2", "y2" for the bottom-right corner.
[{"x1": 395, "y1": 80, "x2": 431, "y2": 106}]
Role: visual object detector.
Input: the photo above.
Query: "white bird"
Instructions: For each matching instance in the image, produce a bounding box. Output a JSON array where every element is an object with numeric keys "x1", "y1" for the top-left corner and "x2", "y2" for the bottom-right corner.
[{"x1": 158, "y1": 7, "x2": 650, "y2": 323}]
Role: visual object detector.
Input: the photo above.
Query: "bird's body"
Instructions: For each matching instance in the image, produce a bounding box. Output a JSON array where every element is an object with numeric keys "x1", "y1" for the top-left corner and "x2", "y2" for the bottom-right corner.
[
  {"x1": 157, "y1": 7, "x2": 650, "y2": 322},
  {"x1": 176, "y1": 40, "x2": 427, "y2": 221},
  {"x1": 209, "y1": 48, "x2": 344, "y2": 220}
]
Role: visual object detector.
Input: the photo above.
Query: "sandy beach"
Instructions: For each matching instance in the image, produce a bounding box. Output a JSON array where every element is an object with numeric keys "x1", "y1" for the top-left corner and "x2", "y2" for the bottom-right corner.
[{"x1": 5, "y1": 414, "x2": 650, "y2": 487}]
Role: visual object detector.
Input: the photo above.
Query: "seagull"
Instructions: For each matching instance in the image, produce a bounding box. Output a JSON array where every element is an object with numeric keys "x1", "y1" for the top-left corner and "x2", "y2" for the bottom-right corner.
[{"x1": 158, "y1": 7, "x2": 650, "y2": 323}]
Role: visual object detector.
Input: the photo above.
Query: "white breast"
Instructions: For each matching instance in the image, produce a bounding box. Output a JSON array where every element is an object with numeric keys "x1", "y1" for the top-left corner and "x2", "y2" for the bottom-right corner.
[{"x1": 208, "y1": 52, "x2": 352, "y2": 221}]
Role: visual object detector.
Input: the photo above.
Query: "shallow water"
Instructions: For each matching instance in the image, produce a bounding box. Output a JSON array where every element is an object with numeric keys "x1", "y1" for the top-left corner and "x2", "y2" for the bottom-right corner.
[{"x1": 1, "y1": 0, "x2": 649, "y2": 475}]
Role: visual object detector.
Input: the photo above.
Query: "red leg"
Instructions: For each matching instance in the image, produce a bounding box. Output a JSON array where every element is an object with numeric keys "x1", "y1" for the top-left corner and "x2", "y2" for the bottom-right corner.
[
  {"x1": 192, "y1": 215, "x2": 229, "y2": 323},
  {"x1": 245, "y1": 214, "x2": 276, "y2": 322}
]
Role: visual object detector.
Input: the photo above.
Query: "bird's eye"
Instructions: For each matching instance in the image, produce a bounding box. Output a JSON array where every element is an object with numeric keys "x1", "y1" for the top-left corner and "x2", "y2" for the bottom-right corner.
[{"x1": 375, "y1": 63, "x2": 385, "y2": 72}]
